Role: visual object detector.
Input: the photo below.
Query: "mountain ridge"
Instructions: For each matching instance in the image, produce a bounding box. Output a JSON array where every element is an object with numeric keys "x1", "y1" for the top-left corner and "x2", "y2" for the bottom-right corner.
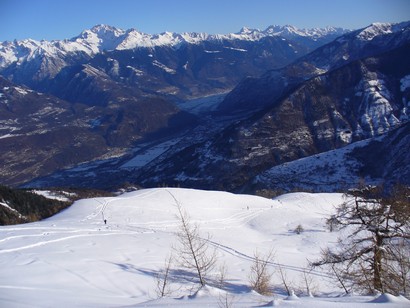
[
  {"x1": 1, "y1": 21, "x2": 409, "y2": 192},
  {"x1": 0, "y1": 24, "x2": 349, "y2": 64},
  {"x1": 219, "y1": 21, "x2": 410, "y2": 113},
  {"x1": 4, "y1": 21, "x2": 408, "y2": 72}
]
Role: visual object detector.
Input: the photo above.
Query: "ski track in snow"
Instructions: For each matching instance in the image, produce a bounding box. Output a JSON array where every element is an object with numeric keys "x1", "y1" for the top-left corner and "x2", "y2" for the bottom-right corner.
[
  {"x1": 1, "y1": 188, "x2": 408, "y2": 307},
  {"x1": 88, "y1": 192, "x2": 328, "y2": 280},
  {"x1": 0, "y1": 231, "x2": 136, "y2": 254},
  {"x1": 0, "y1": 190, "x2": 321, "y2": 270},
  {"x1": 207, "y1": 239, "x2": 333, "y2": 280},
  {"x1": 2, "y1": 191, "x2": 280, "y2": 270}
]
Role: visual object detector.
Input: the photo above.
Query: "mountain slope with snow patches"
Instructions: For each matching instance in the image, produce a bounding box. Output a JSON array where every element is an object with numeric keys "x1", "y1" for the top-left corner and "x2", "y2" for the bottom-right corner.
[
  {"x1": 0, "y1": 24, "x2": 353, "y2": 188},
  {"x1": 1, "y1": 188, "x2": 408, "y2": 307},
  {"x1": 129, "y1": 40, "x2": 410, "y2": 192},
  {"x1": 0, "y1": 22, "x2": 409, "y2": 192}
]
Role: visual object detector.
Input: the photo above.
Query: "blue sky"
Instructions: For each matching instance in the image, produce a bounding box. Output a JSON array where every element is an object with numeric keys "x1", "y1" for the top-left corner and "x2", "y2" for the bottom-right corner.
[{"x1": 1, "y1": 0, "x2": 409, "y2": 41}]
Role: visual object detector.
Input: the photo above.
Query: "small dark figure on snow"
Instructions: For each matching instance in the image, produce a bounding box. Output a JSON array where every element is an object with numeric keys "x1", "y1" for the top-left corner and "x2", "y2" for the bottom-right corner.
[{"x1": 104, "y1": 219, "x2": 107, "y2": 225}]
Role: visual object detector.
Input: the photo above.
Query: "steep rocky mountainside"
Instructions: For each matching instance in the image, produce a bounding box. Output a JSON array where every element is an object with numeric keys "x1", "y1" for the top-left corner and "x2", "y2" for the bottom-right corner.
[
  {"x1": 0, "y1": 25, "x2": 348, "y2": 187},
  {"x1": 219, "y1": 21, "x2": 410, "y2": 112},
  {"x1": 23, "y1": 23, "x2": 410, "y2": 193},
  {"x1": 250, "y1": 121, "x2": 410, "y2": 193},
  {"x1": 1, "y1": 22, "x2": 409, "y2": 192},
  {"x1": 0, "y1": 76, "x2": 193, "y2": 186},
  {"x1": 129, "y1": 31, "x2": 410, "y2": 191}
]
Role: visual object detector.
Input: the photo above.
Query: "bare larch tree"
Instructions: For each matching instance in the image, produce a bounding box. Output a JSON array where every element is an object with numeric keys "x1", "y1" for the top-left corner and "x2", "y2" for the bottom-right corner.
[
  {"x1": 169, "y1": 190, "x2": 217, "y2": 287},
  {"x1": 312, "y1": 185, "x2": 410, "y2": 295}
]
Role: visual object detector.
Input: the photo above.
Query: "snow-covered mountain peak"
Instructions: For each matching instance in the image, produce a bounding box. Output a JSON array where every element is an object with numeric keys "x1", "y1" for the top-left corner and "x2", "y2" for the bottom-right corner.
[
  {"x1": 74, "y1": 24, "x2": 126, "y2": 51},
  {"x1": 118, "y1": 30, "x2": 185, "y2": 49},
  {"x1": 89, "y1": 24, "x2": 125, "y2": 36},
  {"x1": 356, "y1": 21, "x2": 410, "y2": 41},
  {"x1": 277, "y1": 24, "x2": 300, "y2": 35},
  {"x1": 115, "y1": 29, "x2": 148, "y2": 50},
  {"x1": 16, "y1": 38, "x2": 41, "y2": 46},
  {"x1": 238, "y1": 26, "x2": 260, "y2": 34},
  {"x1": 0, "y1": 38, "x2": 42, "y2": 68},
  {"x1": 0, "y1": 23, "x2": 351, "y2": 70},
  {"x1": 357, "y1": 22, "x2": 394, "y2": 41},
  {"x1": 263, "y1": 24, "x2": 348, "y2": 39},
  {"x1": 78, "y1": 24, "x2": 126, "y2": 43}
]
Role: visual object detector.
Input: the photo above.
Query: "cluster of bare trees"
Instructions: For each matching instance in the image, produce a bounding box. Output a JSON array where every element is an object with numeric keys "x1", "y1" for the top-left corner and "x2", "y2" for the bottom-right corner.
[
  {"x1": 156, "y1": 192, "x2": 315, "y2": 299},
  {"x1": 156, "y1": 185, "x2": 409, "y2": 299}
]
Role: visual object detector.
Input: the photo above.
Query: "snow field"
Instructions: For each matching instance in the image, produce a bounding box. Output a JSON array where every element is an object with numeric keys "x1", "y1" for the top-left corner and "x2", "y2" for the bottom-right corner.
[{"x1": 0, "y1": 188, "x2": 408, "y2": 307}]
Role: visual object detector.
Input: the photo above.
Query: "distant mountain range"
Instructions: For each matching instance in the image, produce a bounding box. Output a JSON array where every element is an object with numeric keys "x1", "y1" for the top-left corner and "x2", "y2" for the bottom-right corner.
[
  {"x1": 0, "y1": 24, "x2": 347, "y2": 64},
  {"x1": 0, "y1": 24, "x2": 348, "y2": 100},
  {"x1": 0, "y1": 22, "x2": 409, "y2": 193}
]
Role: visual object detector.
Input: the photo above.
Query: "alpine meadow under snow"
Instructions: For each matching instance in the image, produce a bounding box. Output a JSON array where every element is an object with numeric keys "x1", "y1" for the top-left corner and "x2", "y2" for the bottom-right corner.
[{"x1": 0, "y1": 188, "x2": 409, "y2": 307}]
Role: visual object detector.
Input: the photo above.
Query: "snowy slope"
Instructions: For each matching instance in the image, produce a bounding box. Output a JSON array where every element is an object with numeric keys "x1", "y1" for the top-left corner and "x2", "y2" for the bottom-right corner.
[
  {"x1": 252, "y1": 139, "x2": 373, "y2": 192},
  {"x1": 0, "y1": 188, "x2": 408, "y2": 307},
  {"x1": 355, "y1": 21, "x2": 410, "y2": 41}
]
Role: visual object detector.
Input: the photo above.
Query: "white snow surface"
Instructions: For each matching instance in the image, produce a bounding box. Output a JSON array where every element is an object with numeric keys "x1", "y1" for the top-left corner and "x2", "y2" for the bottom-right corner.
[
  {"x1": 356, "y1": 21, "x2": 410, "y2": 41},
  {"x1": 357, "y1": 23, "x2": 393, "y2": 41},
  {"x1": 32, "y1": 190, "x2": 76, "y2": 202},
  {"x1": 254, "y1": 139, "x2": 373, "y2": 192},
  {"x1": 120, "y1": 139, "x2": 182, "y2": 169},
  {"x1": 0, "y1": 188, "x2": 408, "y2": 307}
]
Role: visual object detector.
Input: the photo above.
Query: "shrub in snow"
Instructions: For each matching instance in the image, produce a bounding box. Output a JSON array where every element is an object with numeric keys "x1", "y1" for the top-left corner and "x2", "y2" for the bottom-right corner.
[
  {"x1": 248, "y1": 249, "x2": 274, "y2": 295},
  {"x1": 155, "y1": 254, "x2": 174, "y2": 298},
  {"x1": 294, "y1": 224, "x2": 304, "y2": 234}
]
